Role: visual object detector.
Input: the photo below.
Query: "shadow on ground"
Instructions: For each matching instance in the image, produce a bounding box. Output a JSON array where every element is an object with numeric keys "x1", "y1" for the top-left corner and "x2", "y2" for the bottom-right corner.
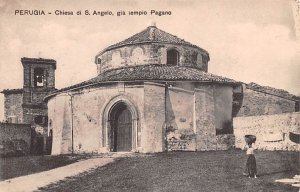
[{"x1": 0, "y1": 154, "x2": 93, "y2": 181}]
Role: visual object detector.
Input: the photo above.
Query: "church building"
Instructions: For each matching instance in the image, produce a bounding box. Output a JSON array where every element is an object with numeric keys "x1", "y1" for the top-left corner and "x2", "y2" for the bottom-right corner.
[
  {"x1": 45, "y1": 24, "x2": 242, "y2": 154},
  {"x1": 1, "y1": 25, "x2": 298, "y2": 156}
]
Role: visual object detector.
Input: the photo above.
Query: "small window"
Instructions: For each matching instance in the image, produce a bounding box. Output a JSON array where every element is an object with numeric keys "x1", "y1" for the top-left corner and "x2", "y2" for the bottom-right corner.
[
  {"x1": 167, "y1": 49, "x2": 179, "y2": 65},
  {"x1": 202, "y1": 54, "x2": 208, "y2": 65},
  {"x1": 97, "y1": 58, "x2": 101, "y2": 64},
  {"x1": 49, "y1": 119, "x2": 52, "y2": 127},
  {"x1": 197, "y1": 53, "x2": 202, "y2": 66},
  {"x1": 131, "y1": 47, "x2": 144, "y2": 64},
  {"x1": 49, "y1": 129, "x2": 53, "y2": 137},
  {"x1": 34, "y1": 68, "x2": 44, "y2": 87}
]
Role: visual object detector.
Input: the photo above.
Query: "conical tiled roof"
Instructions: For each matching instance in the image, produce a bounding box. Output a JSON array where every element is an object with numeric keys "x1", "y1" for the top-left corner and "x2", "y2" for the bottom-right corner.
[
  {"x1": 45, "y1": 65, "x2": 239, "y2": 100},
  {"x1": 99, "y1": 25, "x2": 208, "y2": 54}
]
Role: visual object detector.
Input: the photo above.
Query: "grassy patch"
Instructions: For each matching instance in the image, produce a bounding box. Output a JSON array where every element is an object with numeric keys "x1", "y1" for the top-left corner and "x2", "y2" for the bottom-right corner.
[
  {"x1": 39, "y1": 150, "x2": 299, "y2": 192},
  {"x1": 0, "y1": 154, "x2": 92, "y2": 181}
]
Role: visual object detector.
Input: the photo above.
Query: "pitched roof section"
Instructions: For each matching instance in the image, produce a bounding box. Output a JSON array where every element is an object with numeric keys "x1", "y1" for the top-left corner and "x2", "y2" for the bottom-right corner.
[
  {"x1": 99, "y1": 26, "x2": 208, "y2": 54},
  {"x1": 47, "y1": 65, "x2": 239, "y2": 97},
  {"x1": 1, "y1": 88, "x2": 23, "y2": 94},
  {"x1": 246, "y1": 82, "x2": 300, "y2": 101}
]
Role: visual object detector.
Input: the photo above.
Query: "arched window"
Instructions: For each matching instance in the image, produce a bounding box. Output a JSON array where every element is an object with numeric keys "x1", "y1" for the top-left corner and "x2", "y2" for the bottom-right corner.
[
  {"x1": 97, "y1": 58, "x2": 101, "y2": 64},
  {"x1": 34, "y1": 68, "x2": 44, "y2": 87},
  {"x1": 167, "y1": 49, "x2": 179, "y2": 65},
  {"x1": 197, "y1": 53, "x2": 202, "y2": 66},
  {"x1": 111, "y1": 51, "x2": 123, "y2": 67},
  {"x1": 131, "y1": 47, "x2": 144, "y2": 64}
]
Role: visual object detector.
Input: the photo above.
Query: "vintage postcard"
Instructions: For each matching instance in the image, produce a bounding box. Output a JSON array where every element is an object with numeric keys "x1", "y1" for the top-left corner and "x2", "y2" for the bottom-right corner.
[{"x1": 0, "y1": 0, "x2": 299, "y2": 191}]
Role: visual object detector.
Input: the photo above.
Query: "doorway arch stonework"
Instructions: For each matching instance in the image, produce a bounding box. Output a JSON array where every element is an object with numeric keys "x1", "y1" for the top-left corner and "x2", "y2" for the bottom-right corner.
[{"x1": 100, "y1": 95, "x2": 140, "y2": 152}]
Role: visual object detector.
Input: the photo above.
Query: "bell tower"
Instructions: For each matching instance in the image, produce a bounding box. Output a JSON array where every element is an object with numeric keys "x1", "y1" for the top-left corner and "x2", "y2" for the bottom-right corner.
[{"x1": 21, "y1": 57, "x2": 56, "y2": 124}]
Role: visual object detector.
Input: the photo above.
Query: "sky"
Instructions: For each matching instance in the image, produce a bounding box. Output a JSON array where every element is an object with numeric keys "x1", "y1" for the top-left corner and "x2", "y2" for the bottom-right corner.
[{"x1": 0, "y1": 0, "x2": 299, "y2": 120}]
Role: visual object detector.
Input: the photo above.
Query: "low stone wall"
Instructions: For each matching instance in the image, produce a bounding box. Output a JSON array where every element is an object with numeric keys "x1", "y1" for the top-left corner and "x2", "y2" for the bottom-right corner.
[
  {"x1": 3, "y1": 92, "x2": 23, "y2": 123},
  {"x1": 234, "y1": 112, "x2": 300, "y2": 151},
  {"x1": 235, "y1": 85, "x2": 297, "y2": 117},
  {"x1": 216, "y1": 134, "x2": 235, "y2": 150},
  {"x1": 0, "y1": 123, "x2": 31, "y2": 156}
]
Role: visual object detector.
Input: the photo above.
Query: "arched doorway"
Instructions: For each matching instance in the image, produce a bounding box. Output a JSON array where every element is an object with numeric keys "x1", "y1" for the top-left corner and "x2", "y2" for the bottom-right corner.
[{"x1": 109, "y1": 102, "x2": 133, "y2": 152}]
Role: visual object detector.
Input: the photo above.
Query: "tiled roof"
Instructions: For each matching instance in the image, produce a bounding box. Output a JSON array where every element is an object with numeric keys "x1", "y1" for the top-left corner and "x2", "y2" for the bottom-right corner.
[
  {"x1": 1, "y1": 88, "x2": 23, "y2": 94},
  {"x1": 1, "y1": 88, "x2": 58, "y2": 95},
  {"x1": 246, "y1": 82, "x2": 299, "y2": 101},
  {"x1": 48, "y1": 65, "x2": 239, "y2": 97},
  {"x1": 99, "y1": 26, "x2": 208, "y2": 54}
]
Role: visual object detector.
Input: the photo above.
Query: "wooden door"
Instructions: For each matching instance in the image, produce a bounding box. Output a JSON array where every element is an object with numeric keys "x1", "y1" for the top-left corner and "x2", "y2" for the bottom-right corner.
[{"x1": 115, "y1": 108, "x2": 132, "y2": 151}]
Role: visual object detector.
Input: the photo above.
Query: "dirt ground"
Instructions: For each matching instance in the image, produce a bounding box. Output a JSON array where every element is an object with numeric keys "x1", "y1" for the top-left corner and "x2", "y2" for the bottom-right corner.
[{"x1": 38, "y1": 150, "x2": 299, "y2": 192}]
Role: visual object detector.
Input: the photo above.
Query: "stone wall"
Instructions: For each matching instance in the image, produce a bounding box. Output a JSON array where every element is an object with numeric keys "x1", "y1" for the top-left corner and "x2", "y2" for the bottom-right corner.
[
  {"x1": 194, "y1": 85, "x2": 235, "y2": 150},
  {"x1": 214, "y1": 85, "x2": 233, "y2": 134},
  {"x1": 143, "y1": 83, "x2": 165, "y2": 152},
  {"x1": 48, "y1": 83, "x2": 146, "y2": 154},
  {"x1": 74, "y1": 85, "x2": 144, "y2": 153},
  {"x1": 22, "y1": 107, "x2": 48, "y2": 124},
  {"x1": 48, "y1": 82, "x2": 170, "y2": 154},
  {"x1": 31, "y1": 90, "x2": 52, "y2": 104},
  {"x1": 97, "y1": 43, "x2": 209, "y2": 73},
  {"x1": 214, "y1": 85, "x2": 235, "y2": 150},
  {"x1": 48, "y1": 94, "x2": 72, "y2": 155},
  {"x1": 68, "y1": 90, "x2": 100, "y2": 154},
  {"x1": 0, "y1": 123, "x2": 31, "y2": 156},
  {"x1": 195, "y1": 85, "x2": 216, "y2": 151},
  {"x1": 234, "y1": 112, "x2": 300, "y2": 151},
  {"x1": 236, "y1": 85, "x2": 297, "y2": 117},
  {"x1": 216, "y1": 134, "x2": 235, "y2": 150},
  {"x1": 4, "y1": 93, "x2": 23, "y2": 123},
  {"x1": 22, "y1": 58, "x2": 56, "y2": 127},
  {"x1": 164, "y1": 83, "x2": 234, "y2": 151},
  {"x1": 166, "y1": 86, "x2": 195, "y2": 151},
  {"x1": 48, "y1": 82, "x2": 236, "y2": 154}
]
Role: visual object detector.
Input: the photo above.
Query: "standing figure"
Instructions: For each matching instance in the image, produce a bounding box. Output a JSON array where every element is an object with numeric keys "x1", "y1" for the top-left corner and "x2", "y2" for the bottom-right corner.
[{"x1": 245, "y1": 143, "x2": 257, "y2": 178}]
